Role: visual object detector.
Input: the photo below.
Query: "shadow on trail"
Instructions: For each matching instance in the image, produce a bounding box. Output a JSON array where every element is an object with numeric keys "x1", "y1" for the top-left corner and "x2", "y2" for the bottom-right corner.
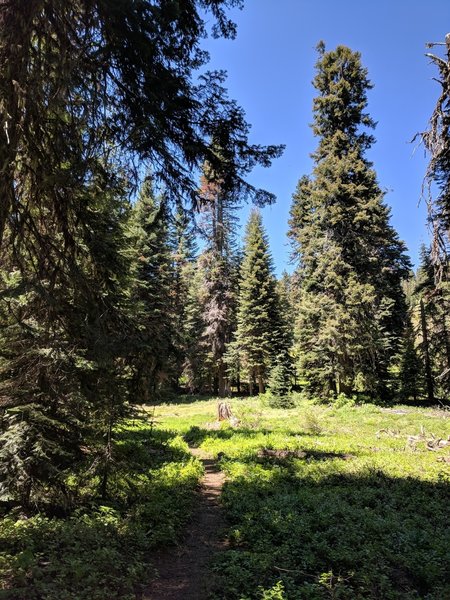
[{"x1": 210, "y1": 466, "x2": 449, "y2": 600}]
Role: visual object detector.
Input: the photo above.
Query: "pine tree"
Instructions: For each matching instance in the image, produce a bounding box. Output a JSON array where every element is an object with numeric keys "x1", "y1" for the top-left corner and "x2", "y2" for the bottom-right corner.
[
  {"x1": 170, "y1": 206, "x2": 198, "y2": 389},
  {"x1": 182, "y1": 262, "x2": 210, "y2": 393},
  {"x1": 398, "y1": 316, "x2": 424, "y2": 403},
  {"x1": 417, "y1": 37, "x2": 450, "y2": 401},
  {"x1": 288, "y1": 44, "x2": 410, "y2": 400},
  {"x1": 0, "y1": 1, "x2": 283, "y2": 249},
  {"x1": 196, "y1": 152, "x2": 240, "y2": 396},
  {"x1": 130, "y1": 178, "x2": 175, "y2": 403},
  {"x1": 265, "y1": 273, "x2": 295, "y2": 405},
  {"x1": 0, "y1": 169, "x2": 133, "y2": 506},
  {"x1": 231, "y1": 209, "x2": 280, "y2": 394},
  {"x1": 414, "y1": 245, "x2": 450, "y2": 401}
]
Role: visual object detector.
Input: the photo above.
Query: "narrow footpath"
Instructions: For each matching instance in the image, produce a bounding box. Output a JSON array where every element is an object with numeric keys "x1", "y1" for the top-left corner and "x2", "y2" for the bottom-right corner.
[{"x1": 142, "y1": 448, "x2": 227, "y2": 600}]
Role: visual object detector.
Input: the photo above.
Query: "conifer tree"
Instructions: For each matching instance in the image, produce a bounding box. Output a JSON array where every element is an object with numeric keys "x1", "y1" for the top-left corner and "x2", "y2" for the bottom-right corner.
[
  {"x1": 0, "y1": 0, "x2": 282, "y2": 508},
  {"x1": 196, "y1": 152, "x2": 240, "y2": 396},
  {"x1": 265, "y1": 273, "x2": 295, "y2": 405},
  {"x1": 0, "y1": 170, "x2": 133, "y2": 506},
  {"x1": 232, "y1": 209, "x2": 280, "y2": 394},
  {"x1": 419, "y1": 37, "x2": 450, "y2": 401},
  {"x1": 0, "y1": 1, "x2": 283, "y2": 250},
  {"x1": 414, "y1": 245, "x2": 450, "y2": 400},
  {"x1": 170, "y1": 206, "x2": 198, "y2": 389},
  {"x1": 397, "y1": 317, "x2": 424, "y2": 403},
  {"x1": 130, "y1": 178, "x2": 175, "y2": 403},
  {"x1": 182, "y1": 263, "x2": 210, "y2": 393},
  {"x1": 288, "y1": 44, "x2": 410, "y2": 400}
]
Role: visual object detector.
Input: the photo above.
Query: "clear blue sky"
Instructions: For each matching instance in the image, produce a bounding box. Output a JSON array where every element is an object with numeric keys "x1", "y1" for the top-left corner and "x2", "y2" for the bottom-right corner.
[{"x1": 201, "y1": 0, "x2": 450, "y2": 275}]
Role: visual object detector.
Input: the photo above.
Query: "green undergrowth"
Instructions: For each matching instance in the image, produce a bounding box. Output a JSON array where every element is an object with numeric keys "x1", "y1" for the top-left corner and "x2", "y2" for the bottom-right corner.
[
  {"x1": 157, "y1": 395, "x2": 450, "y2": 599},
  {"x1": 0, "y1": 417, "x2": 203, "y2": 600}
]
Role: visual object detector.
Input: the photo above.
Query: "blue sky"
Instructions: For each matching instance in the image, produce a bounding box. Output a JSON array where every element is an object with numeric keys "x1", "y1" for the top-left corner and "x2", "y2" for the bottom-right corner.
[{"x1": 201, "y1": 0, "x2": 450, "y2": 275}]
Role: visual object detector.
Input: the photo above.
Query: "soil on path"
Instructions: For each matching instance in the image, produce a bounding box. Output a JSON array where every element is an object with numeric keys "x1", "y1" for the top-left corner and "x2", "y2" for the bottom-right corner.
[{"x1": 142, "y1": 448, "x2": 227, "y2": 600}]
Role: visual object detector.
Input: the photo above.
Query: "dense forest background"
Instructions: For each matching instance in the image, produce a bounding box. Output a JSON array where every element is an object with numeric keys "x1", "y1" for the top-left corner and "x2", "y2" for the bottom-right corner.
[{"x1": 0, "y1": 0, "x2": 449, "y2": 514}]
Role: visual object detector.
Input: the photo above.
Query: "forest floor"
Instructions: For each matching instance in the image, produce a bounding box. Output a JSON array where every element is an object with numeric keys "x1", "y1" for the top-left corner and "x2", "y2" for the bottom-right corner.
[{"x1": 142, "y1": 448, "x2": 227, "y2": 600}]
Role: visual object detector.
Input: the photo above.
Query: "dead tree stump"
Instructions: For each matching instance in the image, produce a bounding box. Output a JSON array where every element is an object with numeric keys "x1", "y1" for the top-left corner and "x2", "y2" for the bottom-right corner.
[{"x1": 217, "y1": 401, "x2": 233, "y2": 421}]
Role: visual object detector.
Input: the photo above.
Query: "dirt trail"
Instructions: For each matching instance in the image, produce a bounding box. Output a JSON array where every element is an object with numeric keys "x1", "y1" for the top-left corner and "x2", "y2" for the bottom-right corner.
[{"x1": 142, "y1": 448, "x2": 227, "y2": 600}]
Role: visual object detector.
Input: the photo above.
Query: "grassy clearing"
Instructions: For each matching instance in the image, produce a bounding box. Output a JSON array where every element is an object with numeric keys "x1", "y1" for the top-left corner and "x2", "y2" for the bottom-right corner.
[
  {"x1": 0, "y1": 417, "x2": 203, "y2": 600},
  {"x1": 156, "y1": 396, "x2": 450, "y2": 599}
]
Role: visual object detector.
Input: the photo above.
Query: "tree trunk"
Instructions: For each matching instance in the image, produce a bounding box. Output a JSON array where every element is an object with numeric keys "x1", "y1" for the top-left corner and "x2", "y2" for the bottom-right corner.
[
  {"x1": 0, "y1": 0, "x2": 41, "y2": 247},
  {"x1": 441, "y1": 312, "x2": 450, "y2": 375},
  {"x1": 336, "y1": 377, "x2": 351, "y2": 396},
  {"x1": 218, "y1": 362, "x2": 226, "y2": 397},
  {"x1": 100, "y1": 419, "x2": 113, "y2": 500},
  {"x1": 420, "y1": 298, "x2": 434, "y2": 404},
  {"x1": 257, "y1": 366, "x2": 264, "y2": 394}
]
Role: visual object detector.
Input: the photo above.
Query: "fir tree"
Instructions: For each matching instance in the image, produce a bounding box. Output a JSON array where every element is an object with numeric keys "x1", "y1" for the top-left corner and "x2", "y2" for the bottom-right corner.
[
  {"x1": 0, "y1": 1, "x2": 283, "y2": 249},
  {"x1": 0, "y1": 1, "x2": 283, "y2": 508},
  {"x1": 170, "y1": 206, "x2": 198, "y2": 389},
  {"x1": 130, "y1": 178, "x2": 175, "y2": 403},
  {"x1": 0, "y1": 169, "x2": 133, "y2": 506},
  {"x1": 182, "y1": 263, "x2": 210, "y2": 393},
  {"x1": 398, "y1": 316, "x2": 424, "y2": 403},
  {"x1": 231, "y1": 209, "x2": 280, "y2": 394},
  {"x1": 266, "y1": 273, "x2": 296, "y2": 405},
  {"x1": 288, "y1": 44, "x2": 411, "y2": 400},
  {"x1": 414, "y1": 245, "x2": 450, "y2": 400},
  {"x1": 196, "y1": 153, "x2": 240, "y2": 396}
]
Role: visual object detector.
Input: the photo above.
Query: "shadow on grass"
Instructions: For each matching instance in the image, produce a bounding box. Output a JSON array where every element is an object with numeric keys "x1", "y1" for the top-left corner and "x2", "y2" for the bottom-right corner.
[
  {"x1": 115, "y1": 424, "x2": 191, "y2": 469},
  {"x1": 210, "y1": 468, "x2": 450, "y2": 600},
  {"x1": 183, "y1": 425, "x2": 327, "y2": 450},
  {"x1": 184, "y1": 425, "x2": 270, "y2": 447}
]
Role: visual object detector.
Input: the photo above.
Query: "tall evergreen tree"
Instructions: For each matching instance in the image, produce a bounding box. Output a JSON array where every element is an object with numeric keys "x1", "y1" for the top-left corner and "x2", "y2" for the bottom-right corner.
[
  {"x1": 288, "y1": 43, "x2": 410, "y2": 400},
  {"x1": 196, "y1": 153, "x2": 240, "y2": 396},
  {"x1": 414, "y1": 245, "x2": 450, "y2": 400},
  {"x1": 0, "y1": 168, "x2": 133, "y2": 506},
  {"x1": 170, "y1": 206, "x2": 199, "y2": 389},
  {"x1": 266, "y1": 273, "x2": 296, "y2": 401},
  {"x1": 0, "y1": 0, "x2": 283, "y2": 250},
  {"x1": 182, "y1": 262, "x2": 210, "y2": 393},
  {"x1": 397, "y1": 316, "x2": 424, "y2": 403},
  {"x1": 418, "y1": 37, "x2": 450, "y2": 402},
  {"x1": 130, "y1": 178, "x2": 175, "y2": 403},
  {"x1": 231, "y1": 209, "x2": 280, "y2": 394}
]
